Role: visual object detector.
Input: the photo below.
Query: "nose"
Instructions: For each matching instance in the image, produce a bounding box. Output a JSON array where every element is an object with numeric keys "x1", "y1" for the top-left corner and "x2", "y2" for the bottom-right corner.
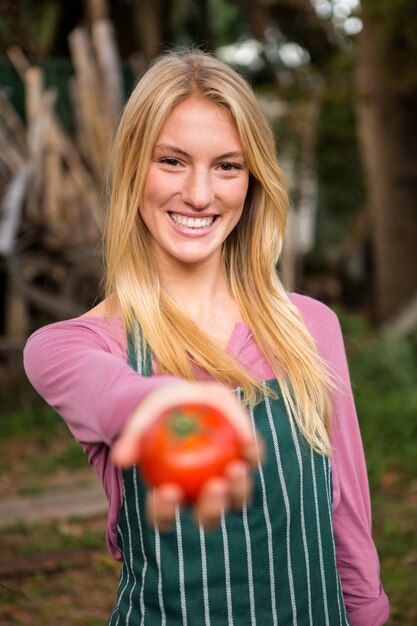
[{"x1": 182, "y1": 168, "x2": 213, "y2": 210}]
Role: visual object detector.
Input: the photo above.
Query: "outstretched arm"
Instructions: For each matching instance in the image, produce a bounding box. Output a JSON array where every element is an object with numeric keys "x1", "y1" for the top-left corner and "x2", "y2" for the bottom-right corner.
[
  {"x1": 23, "y1": 318, "x2": 179, "y2": 446},
  {"x1": 23, "y1": 317, "x2": 259, "y2": 531}
]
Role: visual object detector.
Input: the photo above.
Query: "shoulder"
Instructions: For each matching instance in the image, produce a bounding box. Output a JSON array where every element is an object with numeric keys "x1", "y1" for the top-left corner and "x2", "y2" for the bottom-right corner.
[
  {"x1": 24, "y1": 315, "x2": 126, "y2": 360},
  {"x1": 288, "y1": 292, "x2": 341, "y2": 361},
  {"x1": 288, "y1": 292, "x2": 338, "y2": 326}
]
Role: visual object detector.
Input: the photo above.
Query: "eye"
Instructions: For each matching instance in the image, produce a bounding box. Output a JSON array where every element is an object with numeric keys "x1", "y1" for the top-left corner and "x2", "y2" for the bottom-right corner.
[
  {"x1": 218, "y1": 162, "x2": 242, "y2": 171},
  {"x1": 159, "y1": 157, "x2": 182, "y2": 167}
]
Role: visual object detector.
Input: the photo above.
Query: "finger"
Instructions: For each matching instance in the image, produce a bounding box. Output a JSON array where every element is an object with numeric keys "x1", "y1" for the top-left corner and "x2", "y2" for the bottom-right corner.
[
  {"x1": 146, "y1": 483, "x2": 184, "y2": 532},
  {"x1": 111, "y1": 435, "x2": 141, "y2": 467},
  {"x1": 242, "y1": 434, "x2": 265, "y2": 468},
  {"x1": 193, "y1": 478, "x2": 229, "y2": 531},
  {"x1": 224, "y1": 460, "x2": 253, "y2": 510}
]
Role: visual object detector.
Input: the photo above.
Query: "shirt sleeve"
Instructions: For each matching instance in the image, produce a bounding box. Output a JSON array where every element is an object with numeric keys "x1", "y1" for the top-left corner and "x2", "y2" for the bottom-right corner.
[
  {"x1": 327, "y1": 317, "x2": 389, "y2": 626},
  {"x1": 23, "y1": 319, "x2": 179, "y2": 446}
]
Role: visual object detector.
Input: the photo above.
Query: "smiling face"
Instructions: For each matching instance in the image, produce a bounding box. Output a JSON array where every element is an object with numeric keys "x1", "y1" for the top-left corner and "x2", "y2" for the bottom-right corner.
[{"x1": 139, "y1": 96, "x2": 249, "y2": 274}]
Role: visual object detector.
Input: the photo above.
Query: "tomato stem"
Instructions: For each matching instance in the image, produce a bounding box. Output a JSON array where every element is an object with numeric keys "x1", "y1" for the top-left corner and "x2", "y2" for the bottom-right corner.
[{"x1": 169, "y1": 411, "x2": 199, "y2": 439}]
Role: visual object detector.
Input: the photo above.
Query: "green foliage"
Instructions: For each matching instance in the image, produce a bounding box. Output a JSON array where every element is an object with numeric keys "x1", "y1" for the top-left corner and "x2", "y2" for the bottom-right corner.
[
  {"x1": 0, "y1": 374, "x2": 62, "y2": 439},
  {"x1": 335, "y1": 307, "x2": 417, "y2": 490},
  {"x1": 0, "y1": 0, "x2": 62, "y2": 56},
  {"x1": 315, "y1": 49, "x2": 365, "y2": 247},
  {"x1": 209, "y1": 0, "x2": 248, "y2": 48},
  {"x1": 28, "y1": 0, "x2": 61, "y2": 53},
  {"x1": 0, "y1": 374, "x2": 86, "y2": 480},
  {"x1": 373, "y1": 493, "x2": 417, "y2": 624},
  {"x1": 25, "y1": 438, "x2": 86, "y2": 473}
]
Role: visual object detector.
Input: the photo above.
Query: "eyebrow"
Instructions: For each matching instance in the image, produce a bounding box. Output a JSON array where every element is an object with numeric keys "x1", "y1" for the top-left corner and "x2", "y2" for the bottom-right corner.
[{"x1": 154, "y1": 144, "x2": 245, "y2": 160}]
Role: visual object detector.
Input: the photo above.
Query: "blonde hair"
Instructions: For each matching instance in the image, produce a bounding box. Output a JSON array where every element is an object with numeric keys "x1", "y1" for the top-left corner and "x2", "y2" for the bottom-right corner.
[{"x1": 105, "y1": 49, "x2": 333, "y2": 456}]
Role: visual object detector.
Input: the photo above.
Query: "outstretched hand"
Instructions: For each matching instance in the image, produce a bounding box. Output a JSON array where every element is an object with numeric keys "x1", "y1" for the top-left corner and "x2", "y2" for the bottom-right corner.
[{"x1": 111, "y1": 381, "x2": 261, "y2": 531}]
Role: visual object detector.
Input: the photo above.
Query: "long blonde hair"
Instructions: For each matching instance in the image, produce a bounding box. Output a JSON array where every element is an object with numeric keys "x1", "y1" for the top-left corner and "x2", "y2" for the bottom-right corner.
[{"x1": 105, "y1": 49, "x2": 333, "y2": 456}]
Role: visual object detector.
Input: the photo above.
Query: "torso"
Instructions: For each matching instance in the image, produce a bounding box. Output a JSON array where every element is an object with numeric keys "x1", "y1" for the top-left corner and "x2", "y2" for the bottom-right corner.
[
  {"x1": 83, "y1": 293, "x2": 244, "y2": 351},
  {"x1": 108, "y1": 325, "x2": 350, "y2": 626}
]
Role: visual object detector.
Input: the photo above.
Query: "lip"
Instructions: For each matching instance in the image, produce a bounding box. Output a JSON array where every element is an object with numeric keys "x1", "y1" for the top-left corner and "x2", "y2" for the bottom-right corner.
[
  {"x1": 166, "y1": 211, "x2": 219, "y2": 237},
  {"x1": 168, "y1": 211, "x2": 218, "y2": 219}
]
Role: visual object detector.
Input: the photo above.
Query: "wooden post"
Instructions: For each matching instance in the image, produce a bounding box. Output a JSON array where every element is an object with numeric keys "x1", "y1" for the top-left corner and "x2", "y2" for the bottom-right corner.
[
  {"x1": 44, "y1": 120, "x2": 63, "y2": 235},
  {"x1": 0, "y1": 94, "x2": 26, "y2": 153},
  {"x1": 49, "y1": 117, "x2": 103, "y2": 231},
  {"x1": 5, "y1": 280, "x2": 29, "y2": 339},
  {"x1": 92, "y1": 18, "x2": 124, "y2": 128},
  {"x1": 87, "y1": 0, "x2": 109, "y2": 22},
  {"x1": 7, "y1": 45, "x2": 30, "y2": 78},
  {"x1": 0, "y1": 122, "x2": 25, "y2": 173},
  {"x1": 0, "y1": 166, "x2": 30, "y2": 256},
  {"x1": 25, "y1": 66, "x2": 44, "y2": 221},
  {"x1": 68, "y1": 27, "x2": 111, "y2": 180}
]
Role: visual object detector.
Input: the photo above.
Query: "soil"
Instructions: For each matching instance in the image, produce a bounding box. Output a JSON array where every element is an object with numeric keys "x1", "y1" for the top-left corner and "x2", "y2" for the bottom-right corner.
[{"x1": 0, "y1": 514, "x2": 120, "y2": 626}]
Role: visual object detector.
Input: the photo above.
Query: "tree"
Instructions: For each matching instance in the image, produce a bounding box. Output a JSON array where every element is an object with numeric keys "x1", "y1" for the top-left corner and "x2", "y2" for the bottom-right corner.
[{"x1": 354, "y1": 0, "x2": 417, "y2": 322}]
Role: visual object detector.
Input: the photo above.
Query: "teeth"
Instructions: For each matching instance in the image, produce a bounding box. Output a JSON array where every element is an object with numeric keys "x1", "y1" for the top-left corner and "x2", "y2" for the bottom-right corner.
[{"x1": 170, "y1": 213, "x2": 214, "y2": 229}]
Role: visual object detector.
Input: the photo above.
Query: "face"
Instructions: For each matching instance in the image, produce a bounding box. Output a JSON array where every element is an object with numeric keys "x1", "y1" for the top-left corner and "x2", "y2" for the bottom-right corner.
[{"x1": 139, "y1": 96, "x2": 249, "y2": 272}]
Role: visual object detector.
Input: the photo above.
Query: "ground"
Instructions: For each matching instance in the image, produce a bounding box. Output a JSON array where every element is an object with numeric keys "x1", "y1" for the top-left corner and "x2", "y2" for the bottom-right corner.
[{"x1": 0, "y1": 515, "x2": 119, "y2": 626}]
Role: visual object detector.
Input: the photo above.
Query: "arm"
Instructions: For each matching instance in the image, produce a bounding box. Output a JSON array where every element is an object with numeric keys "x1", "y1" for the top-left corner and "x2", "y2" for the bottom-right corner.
[
  {"x1": 23, "y1": 317, "x2": 258, "y2": 531},
  {"x1": 328, "y1": 318, "x2": 389, "y2": 626},
  {"x1": 23, "y1": 317, "x2": 179, "y2": 446}
]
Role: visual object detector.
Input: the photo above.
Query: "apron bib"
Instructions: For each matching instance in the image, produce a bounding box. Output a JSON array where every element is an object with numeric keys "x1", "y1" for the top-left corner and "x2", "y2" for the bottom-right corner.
[{"x1": 109, "y1": 328, "x2": 350, "y2": 626}]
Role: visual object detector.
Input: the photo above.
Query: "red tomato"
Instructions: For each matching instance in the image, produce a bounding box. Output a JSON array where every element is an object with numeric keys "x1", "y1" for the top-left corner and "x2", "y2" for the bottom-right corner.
[{"x1": 138, "y1": 403, "x2": 242, "y2": 502}]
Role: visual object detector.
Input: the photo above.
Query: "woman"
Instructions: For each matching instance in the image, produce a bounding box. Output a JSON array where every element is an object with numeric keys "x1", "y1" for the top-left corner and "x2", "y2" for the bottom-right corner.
[{"x1": 24, "y1": 50, "x2": 389, "y2": 625}]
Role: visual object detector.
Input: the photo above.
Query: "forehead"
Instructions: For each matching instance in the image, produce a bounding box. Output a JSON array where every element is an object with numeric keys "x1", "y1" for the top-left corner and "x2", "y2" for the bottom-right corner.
[{"x1": 156, "y1": 96, "x2": 242, "y2": 146}]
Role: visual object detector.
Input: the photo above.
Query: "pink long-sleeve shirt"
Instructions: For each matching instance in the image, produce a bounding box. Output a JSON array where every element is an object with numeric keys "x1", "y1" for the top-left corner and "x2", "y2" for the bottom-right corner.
[{"x1": 23, "y1": 293, "x2": 389, "y2": 625}]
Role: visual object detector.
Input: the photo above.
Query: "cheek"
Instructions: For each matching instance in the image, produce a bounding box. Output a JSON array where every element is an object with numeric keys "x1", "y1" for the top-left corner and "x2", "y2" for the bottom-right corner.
[
  {"x1": 219, "y1": 173, "x2": 249, "y2": 208},
  {"x1": 143, "y1": 181, "x2": 179, "y2": 217},
  {"x1": 233, "y1": 177, "x2": 250, "y2": 211},
  {"x1": 141, "y1": 175, "x2": 159, "y2": 209}
]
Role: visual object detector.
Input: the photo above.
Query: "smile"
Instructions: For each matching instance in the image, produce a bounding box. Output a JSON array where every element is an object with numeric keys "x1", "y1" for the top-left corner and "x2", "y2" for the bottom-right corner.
[{"x1": 169, "y1": 212, "x2": 216, "y2": 229}]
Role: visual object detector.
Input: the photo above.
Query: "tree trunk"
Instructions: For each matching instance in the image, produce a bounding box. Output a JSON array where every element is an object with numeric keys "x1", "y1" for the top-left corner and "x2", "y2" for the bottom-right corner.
[
  {"x1": 132, "y1": 0, "x2": 162, "y2": 61},
  {"x1": 354, "y1": 19, "x2": 417, "y2": 322}
]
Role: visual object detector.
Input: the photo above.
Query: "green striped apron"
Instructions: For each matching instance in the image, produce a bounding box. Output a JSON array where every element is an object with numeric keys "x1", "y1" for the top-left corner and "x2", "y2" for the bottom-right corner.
[{"x1": 108, "y1": 328, "x2": 350, "y2": 626}]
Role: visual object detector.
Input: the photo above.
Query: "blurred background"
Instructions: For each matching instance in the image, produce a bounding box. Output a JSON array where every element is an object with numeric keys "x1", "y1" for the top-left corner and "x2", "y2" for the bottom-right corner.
[{"x1": 0, "y1": 0, "x2": 416, "y2": 624}]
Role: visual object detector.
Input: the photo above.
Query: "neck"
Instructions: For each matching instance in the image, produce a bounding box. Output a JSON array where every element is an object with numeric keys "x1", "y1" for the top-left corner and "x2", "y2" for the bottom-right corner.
[
  {"x1": 154, "y1": 252, "x2": 244, "y2": 346},
  {"x1": 159, "y1": 257, "x2": 230, "y2": 317}
]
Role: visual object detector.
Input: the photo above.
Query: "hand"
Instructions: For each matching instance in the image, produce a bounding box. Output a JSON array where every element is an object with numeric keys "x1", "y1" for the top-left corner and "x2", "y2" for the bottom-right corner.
[{"x1": 111, "y1": 381, "x2": 261, "y2": 531}]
